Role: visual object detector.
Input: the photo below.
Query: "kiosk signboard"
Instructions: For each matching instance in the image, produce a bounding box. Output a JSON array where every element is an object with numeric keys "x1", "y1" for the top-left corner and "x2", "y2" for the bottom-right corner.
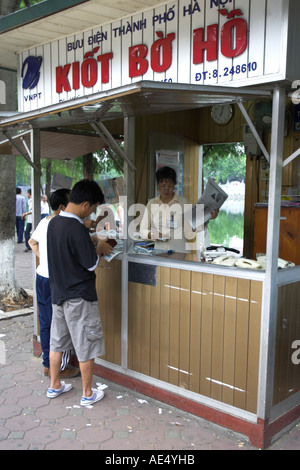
[{"x1": 18, "y1": 0, "x2": 299, "y2": 112}]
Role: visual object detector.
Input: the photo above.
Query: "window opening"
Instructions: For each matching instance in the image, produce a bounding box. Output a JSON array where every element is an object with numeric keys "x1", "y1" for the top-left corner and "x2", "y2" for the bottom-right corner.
[{"x1": 202, "y1": 143, "x2": 246, "y2": 255}]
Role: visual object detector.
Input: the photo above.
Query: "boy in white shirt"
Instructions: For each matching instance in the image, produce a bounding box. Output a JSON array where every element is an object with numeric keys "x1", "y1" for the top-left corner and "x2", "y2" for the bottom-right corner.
[{"x1": 29, "y1": 188, "x2": 78, "y2": 378}]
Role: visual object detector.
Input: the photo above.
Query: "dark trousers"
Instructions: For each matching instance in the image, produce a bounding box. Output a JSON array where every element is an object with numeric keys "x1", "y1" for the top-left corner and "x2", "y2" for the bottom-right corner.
[
  {"x1": 36, "y1": 274, "x2": 70, "y2": 369},
  {"x1": 24, "y1": 222, "x2": 32, "y2": 250},
  {"x1": 16, "y1": 216, "x2": 24, "y2": 242}
]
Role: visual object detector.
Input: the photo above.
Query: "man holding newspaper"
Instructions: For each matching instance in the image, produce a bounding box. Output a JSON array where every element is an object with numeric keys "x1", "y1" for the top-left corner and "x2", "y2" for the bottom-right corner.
[{"x1": 139, "y1": 167, "x2": 223, "y2": 254}]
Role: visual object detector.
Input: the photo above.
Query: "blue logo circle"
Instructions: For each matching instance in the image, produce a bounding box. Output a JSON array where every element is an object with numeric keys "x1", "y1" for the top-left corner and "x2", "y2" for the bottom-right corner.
[{"x1": 21, "y1": 56, "x2": 43, "y2": 90}]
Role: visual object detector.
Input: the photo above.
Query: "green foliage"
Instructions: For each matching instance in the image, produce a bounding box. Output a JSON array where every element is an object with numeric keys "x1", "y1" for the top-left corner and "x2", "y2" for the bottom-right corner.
[
  {"x1": 208, "y1": 210, "x2": 244, "y2": 246},
  {"x1": 203, "y1": 143, "x2": 246, "y2": 184},
  {"x1": 16, "y1": 148, "x2": 123, "y2": 188},
  {"x1": 19, "y1": 0, "x2": 42, "y2": 9}
]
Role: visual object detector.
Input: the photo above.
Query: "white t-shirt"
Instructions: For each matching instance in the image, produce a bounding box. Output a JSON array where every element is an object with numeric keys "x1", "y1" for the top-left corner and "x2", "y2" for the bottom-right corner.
[
  {"x1": 31, "y1": 217, "x2": 50, "y2": 278},
  {"x1": 41, "y1": 200, "x2": 49, "y2": 216},
  {"x1": 27, "y1": 198, "x2": 32, "y2": 224}
]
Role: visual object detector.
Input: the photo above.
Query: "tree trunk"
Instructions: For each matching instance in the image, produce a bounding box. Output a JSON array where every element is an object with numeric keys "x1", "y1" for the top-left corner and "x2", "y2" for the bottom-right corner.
[
  {"x1": 83, "y1": 153, "x2": 94, "y2": 180},
  {"x1": 0, "y1": 0, "x2": 30, "y2": 308}
]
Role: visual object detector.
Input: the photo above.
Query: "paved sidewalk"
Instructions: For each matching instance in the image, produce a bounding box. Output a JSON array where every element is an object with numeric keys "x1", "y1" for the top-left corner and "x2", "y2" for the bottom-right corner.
[{"x1": 0, "y1": 240, "x2": 298, "y2": 450}]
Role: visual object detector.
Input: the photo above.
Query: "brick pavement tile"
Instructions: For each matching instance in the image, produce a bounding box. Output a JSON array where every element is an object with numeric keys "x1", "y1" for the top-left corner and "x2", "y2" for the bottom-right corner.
[
  {"x1": 155, "y1": 438, "x2": 195, "y2": 450},
  {"x1": 24, "y1": 425, "x2": 61, "y2": 445},
  {"x1": 46, "y1": 438, "x2": 84, "y2": 450},
  {"x1": 8, "y1": 431, "x2": 25, "y2": 439},
  {"x1": 56, "y1": 414, "x2": 89, "y2": 431},
  {"x1": 18, "y1": 394, "x2": 49, "y2": 409},
  {"x1": 76, "y1": 425, "x2": 113, "y2": 444},
  {"x1": 0, "y1": 439, "x2": 29, "y2": 450},
  {"x1": 0, "y1": 404, "x2": 22, "y2": 419},
  {"x1": 5, "y1": 414, "x2": 40, "y2": 432},
  {"x1": 0, "y1": 378, "x2": 16, "y2": 391},
  {"x1": 100, "y1": 437, "x2": 140, "y2": 450},
  {"x1": 1, "y1": 385, "x2": 33, "y2": 402},
  {"x1": 0, "y1": 365, "x2": 27, "y2": 375},
  {"x1": 35, "y1": 402, "x2": 70, "y2": 420},
  {"x1": 0, "y1": 425, "x2": 10, "y2": 441}
]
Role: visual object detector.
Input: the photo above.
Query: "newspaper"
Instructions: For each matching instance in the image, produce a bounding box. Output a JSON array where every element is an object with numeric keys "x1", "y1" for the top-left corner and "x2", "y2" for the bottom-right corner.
[{"x1": 185, "y1": 178, "x2": 228, "y2": 230}]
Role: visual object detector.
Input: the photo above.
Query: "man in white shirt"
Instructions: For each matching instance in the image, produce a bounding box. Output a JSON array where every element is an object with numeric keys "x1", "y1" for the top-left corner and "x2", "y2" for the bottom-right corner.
[
  {"x1": 29, "y1": 188, "x2": 78, "y2": 379},
  {"x1": 16, "y1": 187, "x2": 26, "y2": 243},
  {"x1": 22, "y1": 188, "x2": 32, "y2": 252}
]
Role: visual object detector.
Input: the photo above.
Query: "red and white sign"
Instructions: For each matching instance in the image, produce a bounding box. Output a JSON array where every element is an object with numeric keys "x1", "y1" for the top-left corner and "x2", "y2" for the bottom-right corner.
[{"x1": 18, "y1": 0, "x2": 299, "y2": 112}]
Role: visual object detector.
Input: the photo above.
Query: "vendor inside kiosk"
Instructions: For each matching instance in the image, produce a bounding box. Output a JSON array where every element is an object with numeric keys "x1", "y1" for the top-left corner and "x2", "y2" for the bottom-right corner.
[{"x1": 1, "y1": 0, "x2": 300, "y2": 449}]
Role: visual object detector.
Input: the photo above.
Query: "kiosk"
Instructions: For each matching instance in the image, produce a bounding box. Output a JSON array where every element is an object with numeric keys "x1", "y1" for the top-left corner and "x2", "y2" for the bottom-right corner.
[{"x1": 1, "y1": 0, "x2": 300, "y2": 448}]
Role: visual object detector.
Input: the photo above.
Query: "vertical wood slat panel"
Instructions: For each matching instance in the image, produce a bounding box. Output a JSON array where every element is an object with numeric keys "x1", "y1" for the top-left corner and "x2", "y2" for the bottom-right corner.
[
  {"x1": 190, "y1": 272, "x2": 203, "y2": 394},
  {"x1": 149, "y1": 266, "x2": 161, "y2": 379},
  {"x1": 168, "y1": 269, "x2": 181, "y2": 386},
  {"x1": 234, "y1": 279, "x2": 251, "y2": 410},
  {"x1": 246, "y1": 280, "x2": 262, "y2": 413},
  {"x1": 96, "y1": 259, "x2": 122, "y2": 366},
  {"x1": 274, "y1": 281, "x2": 300, "y2": 405},
  {"x1": 140, "y1": 284, "x2": 151, "y2": 377},
  {"x1": 211, "y1": 275, "x2": 226, "y2": 401},
  {"x1": 200, "y1": 273, "x2": 214, "y2": 397},
  {"x1": 127, "y1": 268, "x2": 262, "y2": 413},
  {"x1": 160, "y1": 267, "x2": 170, "y2": 382},
  {"x1": 179, "y1": 269, "x2": 191, "y2": 390},
  {"x1": 222, "y1": 277, "x2": 238, "y2": 406},
  {"x1": 131, "y1": 282, "x2": 142, "y2": 373}
]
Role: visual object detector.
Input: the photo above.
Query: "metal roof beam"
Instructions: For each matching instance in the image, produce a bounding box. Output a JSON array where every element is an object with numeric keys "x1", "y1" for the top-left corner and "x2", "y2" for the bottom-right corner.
[
  {"x1": 2, "y1": 130, "x2": 41, "y2": 174},
  {"x1": 90, "y1": 120, "x2": 136, "y2": 172},
  {"x1": 237, "y1": 100, "x2": 270, "y2": 163}
]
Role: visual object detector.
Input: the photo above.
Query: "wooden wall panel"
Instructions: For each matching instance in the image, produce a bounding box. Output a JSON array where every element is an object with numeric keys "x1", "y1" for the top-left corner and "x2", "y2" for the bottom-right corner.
[
  {"x1": 128, "y1": 267, "x2": 262, "y2": 413},
  {"x1": 234, "y1": 279, "x2": 251, "y2": 410},
  {"x1": 168, "y1": 269, "x2": 180, "y2": 386},
  {"x1": 200, "y1": 273, "x2": 214, "y2": 398},
  {"x1": 274, "y1": 281, "x2": 300, "y2": 405},
  {"x1": 96, "y1": 259, "x2": 122, "y2": 366},
  {"x1": 189, "y1": 271, "x2": 203, "y2": 394},
  {"x1": 222, "y1": 277, "x2": 238, "y2": 406}
]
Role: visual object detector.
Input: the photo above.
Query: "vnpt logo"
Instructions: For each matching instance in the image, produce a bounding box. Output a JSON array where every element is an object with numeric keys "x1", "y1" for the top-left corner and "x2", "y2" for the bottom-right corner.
[{"x1": 21, "y1": 56, "x2": 43, "y2": 89}]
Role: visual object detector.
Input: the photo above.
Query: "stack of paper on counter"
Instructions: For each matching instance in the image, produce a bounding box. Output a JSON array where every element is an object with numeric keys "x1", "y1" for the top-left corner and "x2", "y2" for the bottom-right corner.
[{"x1": 185, "y1": 178, "x2": 228, "y2": 231}]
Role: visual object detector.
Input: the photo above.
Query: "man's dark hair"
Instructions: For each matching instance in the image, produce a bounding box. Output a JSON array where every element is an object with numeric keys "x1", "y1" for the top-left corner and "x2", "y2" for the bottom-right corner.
[
  {"x1": 49, "y1": 188, "x2": 70, "y2": 211},
  {"x1": 16, "y1": 187, "x2": 21, "y2": 194},
  {"x1": 156, "y1": 166, "x2": 177, "y2": 185},
  {"x1": 27, "y1": 188, "x2": 31, "y2": 196},
  {"x1": 70, "y1": 179, "x2": 104, "y2": 206}
]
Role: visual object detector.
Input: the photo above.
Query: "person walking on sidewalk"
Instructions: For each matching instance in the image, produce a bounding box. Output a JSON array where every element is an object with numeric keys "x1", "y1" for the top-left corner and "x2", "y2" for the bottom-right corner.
[
  {"x1": 46, "y1": 179, "x2": 113, "y2": 406},
  {"x1": 29, "y1": 188, "x2": 79, "y2": 379},
  {"x1": 22, "y1": 188, "x2": 32, "y2": 252},
  {"x1": 16, "y1": 187, "x2": 26, "y2": 243}
]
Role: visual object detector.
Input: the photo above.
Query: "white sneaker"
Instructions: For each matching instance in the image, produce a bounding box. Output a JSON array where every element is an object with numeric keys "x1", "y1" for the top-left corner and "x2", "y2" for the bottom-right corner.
[
  {"x1": 80, "y1": 388, "x2": 104, "y2": 406},
  {"x1": 47, "y1": 381, "x2": 72, "y2": 399}
]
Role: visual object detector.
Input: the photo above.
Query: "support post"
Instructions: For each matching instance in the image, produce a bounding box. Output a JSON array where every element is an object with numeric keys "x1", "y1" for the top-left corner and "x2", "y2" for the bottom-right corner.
[
  {"x1": 30, "y1": 129, "x2": 41, "y2": 338},
  {"x1": 121, "y1": 117, "x2": 135, "y2": 370},
  {"x1": 257, "y1": 87, "x2": 286, "y2": 421}
]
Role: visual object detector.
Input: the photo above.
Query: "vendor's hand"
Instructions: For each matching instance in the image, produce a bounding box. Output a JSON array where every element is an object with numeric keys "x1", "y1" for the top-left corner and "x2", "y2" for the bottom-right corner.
[
  {"x1": 148, "y1": 230, "x2": 165, "y2": 240},
  {"x1": 21, "y1": 213, "x2": 26, "y2": 219},
  {"x1": 210, "y1": 209, "x2": 219, "y2": 220},
  {"x1": 84, "y1": 219, "x2": 98, "y2": 232},
  {"x1": 90, "y1": 234, "x2": 99, "y2": 247},
  {"x1": 96, "y1": 238, "x2": 114, "y2": 257}
]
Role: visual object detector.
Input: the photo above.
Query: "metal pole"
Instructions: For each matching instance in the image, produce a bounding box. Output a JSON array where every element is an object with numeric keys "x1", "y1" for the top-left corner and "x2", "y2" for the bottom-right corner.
[
  {"x1": 257, "y1": 87, "x2": 285, "y2": 420},
  {"x1": 30, "y1": 129, "x2": 41, "y2": 338},
  {"x1": 121, "y1": 116, "x2": 135, "y2": 369}
]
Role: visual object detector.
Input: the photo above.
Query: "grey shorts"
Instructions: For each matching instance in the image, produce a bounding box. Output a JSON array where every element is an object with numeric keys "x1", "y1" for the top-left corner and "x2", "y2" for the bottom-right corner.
[{"x1": 50, "y1": 298, "x2": 105, "y2": 362}]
